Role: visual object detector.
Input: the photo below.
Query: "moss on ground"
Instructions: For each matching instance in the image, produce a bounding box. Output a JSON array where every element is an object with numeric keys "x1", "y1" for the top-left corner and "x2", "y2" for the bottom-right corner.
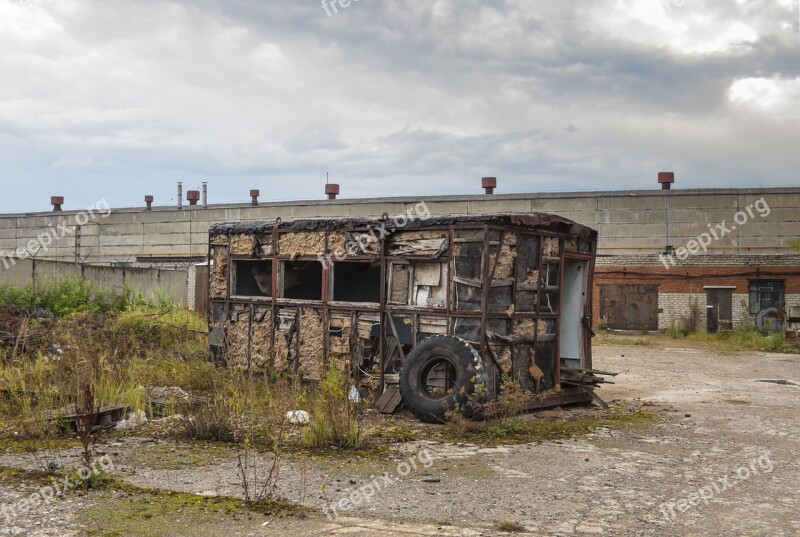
[
  {"x1": 0, "y1": 436, "x2": 81, "y2": 454},
  {"x1": 83, "y1": 484, "x2": 309, "y2": 537},
  {"x1": 121, "y1": 441, "x2": 236, "y2": 471},
  {"x1": 441, "y1": 408, "x2": 661, "y2": 445}
]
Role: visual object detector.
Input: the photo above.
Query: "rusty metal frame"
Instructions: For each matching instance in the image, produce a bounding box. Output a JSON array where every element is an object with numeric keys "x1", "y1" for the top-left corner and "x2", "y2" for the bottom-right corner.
[{"x1": 207, "y1": 215, "x2": 599, "y2": 409}]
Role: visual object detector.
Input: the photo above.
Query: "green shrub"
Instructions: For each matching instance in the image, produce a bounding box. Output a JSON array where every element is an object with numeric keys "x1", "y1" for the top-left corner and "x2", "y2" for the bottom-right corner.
[
  {"x1": 0, "y1": 278, "x2": 176, "y2": 317},
  {"x1": 301, "y1": 364, "x2": 364, "y2": 450}
]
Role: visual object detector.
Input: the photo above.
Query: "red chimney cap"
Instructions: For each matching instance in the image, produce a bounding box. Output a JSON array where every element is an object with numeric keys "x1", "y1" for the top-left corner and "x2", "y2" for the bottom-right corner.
[
  {"x1": 482, "y1": 177, "x2": 497, "y2": 188},
  {"x1": 186, "y1": 190, "x2": 200, "y2": 200},
  {"x1": 325, "y1": 183, "x2": 340, "y2": 196},
  {"x1": 658, "y1": 172, "x2": 675, "y2": 184},
  {"x1": 250, "y1": 189, "x2": 260, "y2": 197},
  {"x1": 144, "y1": 195, "x2": 154, "y2": 203}
]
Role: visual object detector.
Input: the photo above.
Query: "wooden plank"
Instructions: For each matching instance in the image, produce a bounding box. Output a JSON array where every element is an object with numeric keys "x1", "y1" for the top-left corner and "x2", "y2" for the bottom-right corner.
[{"x1": 376, "y1": 385, "x2": 403, "y2": 414}]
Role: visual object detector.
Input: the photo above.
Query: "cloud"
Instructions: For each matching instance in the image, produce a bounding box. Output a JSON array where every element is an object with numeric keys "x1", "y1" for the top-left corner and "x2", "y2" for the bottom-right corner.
[{"x1": 0, "y1": 0, "x2": 797, "y2": 212}]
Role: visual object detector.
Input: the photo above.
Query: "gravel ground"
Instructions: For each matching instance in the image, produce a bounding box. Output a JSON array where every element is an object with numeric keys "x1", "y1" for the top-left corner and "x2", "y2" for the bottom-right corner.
[{"x1": 0, "y1": 342, "x2": 798, "y2": 536}]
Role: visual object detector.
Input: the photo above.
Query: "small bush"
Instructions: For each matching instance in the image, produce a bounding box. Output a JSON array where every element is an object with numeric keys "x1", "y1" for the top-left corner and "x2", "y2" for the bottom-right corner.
[
  {"x1": 666, "y1": 320, "x2": 691, "y2": 338},
  {"x1": 182, "y1": 392, "x2": 237, "y2": 443}
]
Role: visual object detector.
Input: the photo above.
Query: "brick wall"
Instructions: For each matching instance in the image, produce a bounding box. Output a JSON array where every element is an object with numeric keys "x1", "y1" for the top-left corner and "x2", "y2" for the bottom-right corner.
[
  {"x1": 592, "y1": 255, "x2": 800, "y2": 330},
  {"x1": 187, "y1": 265, "x2": 197, "y2": 309}
]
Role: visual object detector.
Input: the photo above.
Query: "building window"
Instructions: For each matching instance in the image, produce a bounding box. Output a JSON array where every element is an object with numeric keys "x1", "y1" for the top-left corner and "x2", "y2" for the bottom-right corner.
[
  {"x1": 332, "y1": 261, "x2": 381, "y2": 303},
  {"x1": 282, "y1": 261, "x2": 323, "y2": 300},
  {"x1": 232, "y1": 260, "x2": 272, "y2": 297},
  {"x1": 749, "y1": 280, "x2": 784, "y2": 314}
]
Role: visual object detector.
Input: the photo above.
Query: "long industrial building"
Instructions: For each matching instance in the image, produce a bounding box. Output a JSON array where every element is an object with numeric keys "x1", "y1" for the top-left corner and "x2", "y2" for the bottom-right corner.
[{"x1": 0, "y1": 178, "x2": 798, "y2": 332}]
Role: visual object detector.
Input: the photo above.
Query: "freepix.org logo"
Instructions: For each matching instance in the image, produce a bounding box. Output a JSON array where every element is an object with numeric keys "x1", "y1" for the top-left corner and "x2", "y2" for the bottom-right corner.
[
  {"x1": 0, "y1": 199, "x2": 112, "y2": 271},
  {"x1": 659, "y1": 197, "x2": 771, "y2": 269}
]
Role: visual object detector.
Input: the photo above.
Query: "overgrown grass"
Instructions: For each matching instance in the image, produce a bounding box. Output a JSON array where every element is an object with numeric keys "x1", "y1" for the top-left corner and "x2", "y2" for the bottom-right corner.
[
  {"x1": 597, "y1": 324, "x2": 799, "y2": 354},
  {"x1": 300, "y1": 363, "x2": 366, "y2": 450},
  {"x1": 0, "y1": 279, "x2": 208, "y2": 441},
  {"x1": 0, "y1": 277, "x2": 174, "y2": 317},
  {"x1": 665, "y1": 322, "x2": 799, "y2": 353}
]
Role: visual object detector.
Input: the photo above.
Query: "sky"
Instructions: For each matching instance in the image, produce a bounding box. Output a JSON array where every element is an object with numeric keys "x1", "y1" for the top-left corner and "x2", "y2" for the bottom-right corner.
[{"x1": 0, "y1": 0, "x2": 798, "y2": 213}]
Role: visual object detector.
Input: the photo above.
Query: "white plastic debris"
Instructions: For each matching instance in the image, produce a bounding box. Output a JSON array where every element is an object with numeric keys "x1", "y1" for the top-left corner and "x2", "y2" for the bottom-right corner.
[
  {"x1": 116, "y1": 409, "x2": 148, "y2": 430},
  {"x1": 286, "y1": 410, "x2": 310, "y2": 425},
  {"x1": 348, "y1": 386, "x2": 361, "y2": 403}
]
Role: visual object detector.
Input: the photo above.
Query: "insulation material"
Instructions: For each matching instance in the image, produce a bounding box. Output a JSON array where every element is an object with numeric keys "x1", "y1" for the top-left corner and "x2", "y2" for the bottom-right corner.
[
  {"x1": 512, "y1": 318, "x2": 552, "y2": 338},
  {"x1": 279, "y1": 232, "x2": 326, "y2": 258},
  {"x1": 564, "y1": 239, "x2": 578, "y2": 253},
  {"x1": 328, "y1": 232, "x2": 348, "y2": 254},
  {"x1": 210, "y1": 234, "x2": 227, "y2": 245},
  {"x1": 513, "y1": 319, "x2": 536, "y2": 339},
  {"x1": 250, "y1": 310, "x2": 273, "y2": 369},
  {"x1": 225, "y1": 307, "x2": 251, "y2": 368},
  {"x1": 542, "y1": 237, "x2": 561, "y2": 257},
  {"x1": 329, "y1": 316, "x2": 353, "y2": 357},
  {"x1": 524, "y1": 269, "x2": 540, "y2": 285},
  {"x1": 330, "y1": 231, "x2": 380, "y2": 256},
  {"x1": 491, "y1": 345, "x2": 512, "y2": 375},
  {"x1": 388, "y1": 231, "x2": 448, "y2": 256},
  {"x1": 210, "y1": 247, "x2": 228, "y2": 299},
  {"x1": 529, "y1": 362, "x2": 545, "y2": 381},
  {"x1": 273, "y1": 310, "x2": 297, "y2": 373},
  {"x1": 491, "y1": 244, "x2": 516, "y2": 280},
  {"x1": 299, "y1": 308, "x2": 326, "y2": 381},
  {"x1": 389, "y1": 264, "x2": 410, "y2": 304},
  {"x1": 539, "y1": 319, "x2": 555, "y2": 335},
  {"x1": 230, "y1": 234, "x2": 256, "y2": 256}
]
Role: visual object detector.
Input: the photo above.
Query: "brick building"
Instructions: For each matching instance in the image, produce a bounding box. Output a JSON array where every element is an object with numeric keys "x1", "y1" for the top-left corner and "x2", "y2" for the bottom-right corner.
[{"x1": 594, "y1": 255, "x2": 800, "y2": 332}]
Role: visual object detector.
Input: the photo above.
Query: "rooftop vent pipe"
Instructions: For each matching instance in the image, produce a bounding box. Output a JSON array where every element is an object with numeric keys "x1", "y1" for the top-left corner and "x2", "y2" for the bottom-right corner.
[
  {"x1": 51, "y1": 196, "x2": 64, "y2": 212},
  {"x1": 186, "y1": 190, "x2": 200, "y2": 206},
  {"x1": 482, "y1": 177, "x2": 497, "y2": 195},
  {"x1": 177, "y1": 182, "x2": 183, "y2": 209},
  {"x1": 202, "y1": 182, "x2": 208, "y2": 208},
  {"x1": 145, "y1": 195, "x2": 154, "y2": 211},
  {"x1": 250, "y1": 189, "x2": 260, "y2": 206},
  {"x1": 658, "y1": 172, "x2": 675, "y2": 190},
  {"x1": 325, "y1": 183, "x2": 340, "y2": 200}
]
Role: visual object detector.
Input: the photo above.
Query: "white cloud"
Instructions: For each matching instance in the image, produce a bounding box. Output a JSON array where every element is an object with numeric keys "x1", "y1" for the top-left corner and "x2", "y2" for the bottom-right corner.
[
  {"x1": 729, "y1": 76, "x2": 800, "y2": 114},
  {"x1": 0, "y1": 0, "x2": 797, "y2": 212}
]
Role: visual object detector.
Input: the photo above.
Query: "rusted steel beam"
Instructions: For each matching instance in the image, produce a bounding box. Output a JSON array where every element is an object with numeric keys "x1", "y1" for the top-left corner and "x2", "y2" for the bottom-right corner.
[{"x1": 378, "y1": 234, "x2": 388, "y2": 394}]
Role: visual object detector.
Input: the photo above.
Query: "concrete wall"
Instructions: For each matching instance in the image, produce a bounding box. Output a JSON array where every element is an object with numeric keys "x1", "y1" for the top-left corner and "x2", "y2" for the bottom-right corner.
[
  {"x1": 0, "y1": 259, "x2": 188, "y2": 305},
  {"x1": 0, "y1": 187, "x2": 797, "y2": 265}
]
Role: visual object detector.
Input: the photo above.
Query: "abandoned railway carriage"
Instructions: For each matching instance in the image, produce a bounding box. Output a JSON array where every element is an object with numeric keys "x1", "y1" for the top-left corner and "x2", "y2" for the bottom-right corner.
[{"x1": 207, "y1": 213, "x2": 600, "y2": 422}]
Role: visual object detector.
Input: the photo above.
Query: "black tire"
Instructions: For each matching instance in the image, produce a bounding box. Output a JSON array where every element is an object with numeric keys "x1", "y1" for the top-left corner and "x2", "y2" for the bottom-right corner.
[{"x1": 399, "y1": 336, "x2": 482, "y2": 423}]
